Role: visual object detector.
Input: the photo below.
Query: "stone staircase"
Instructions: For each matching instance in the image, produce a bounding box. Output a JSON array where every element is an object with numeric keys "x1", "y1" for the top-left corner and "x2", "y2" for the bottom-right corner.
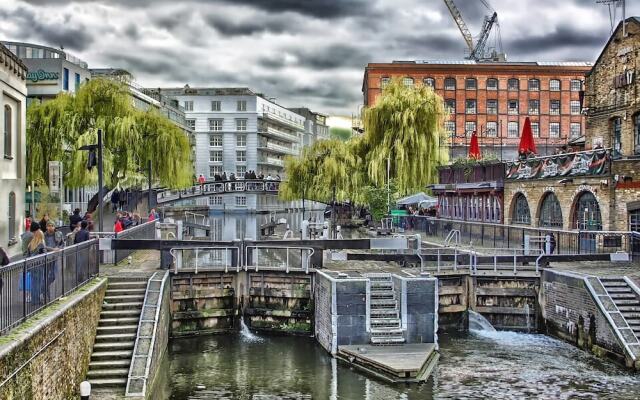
[
  {"x1": 600, "y1": 277, "x2": 640, "y2": 339},
  {"x1": 367, "y1": 273, "x2": 405, "y2": 345},
  {"x1": 86, "y1": 277, "x2": 147, "y2": 391}
]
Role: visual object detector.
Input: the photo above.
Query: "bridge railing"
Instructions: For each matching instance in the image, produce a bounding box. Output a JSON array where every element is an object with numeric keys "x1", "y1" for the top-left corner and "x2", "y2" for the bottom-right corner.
[
  {"x1": 245, "y1": 246, "x2": 314, "y2": 273},
  {"x1": 156, "y1": 179, "x2": 281, "y2": 203},
  {"x1": 170, "y1": 247, "x2": 241, "y2": 274},
  {"x1": 0, "y1": 239, "x2": 99, "y2": 335}
]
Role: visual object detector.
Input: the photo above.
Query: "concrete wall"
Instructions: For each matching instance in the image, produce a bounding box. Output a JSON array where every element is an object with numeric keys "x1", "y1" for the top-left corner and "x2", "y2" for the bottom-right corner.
[
  {"x1": 0, "y1": 279, "x2": 106, "y2": 399},
  {"x1": 401, "y1": 277, "x2": 438, "y2": 343},
  {"x1": 539, "y1": 270, "x2": 625, "y2": 365},
  {"x1": 314, "y1": 272, "x2": 334, "y2": 353}
]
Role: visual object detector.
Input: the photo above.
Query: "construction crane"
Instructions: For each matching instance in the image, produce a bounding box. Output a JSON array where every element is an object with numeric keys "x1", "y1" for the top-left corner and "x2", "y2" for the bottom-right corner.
[{"x1": 442, "y1": 0, "x2": 506, "y2": 62}]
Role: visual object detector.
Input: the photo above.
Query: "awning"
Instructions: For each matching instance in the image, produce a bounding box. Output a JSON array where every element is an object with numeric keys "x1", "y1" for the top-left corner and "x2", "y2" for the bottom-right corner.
[{"x1": 396, "y1": 192, "x2": 437, "y2": 207}]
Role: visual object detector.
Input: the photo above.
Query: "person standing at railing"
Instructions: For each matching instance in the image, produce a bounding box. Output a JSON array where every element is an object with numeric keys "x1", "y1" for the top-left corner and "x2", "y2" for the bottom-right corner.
[
  {"x1": 27, "y1": 230, "x2": 47, "y2": 307},
  {"x1": 21, "y1": 222, "x2": 40, "y2": 256},
  {"x1": 69, "y1": 208, "x2": 82, "y2": 230},
  {"x1": 198, "y1": 174, "x2": 206, "y2": 192},
  {"x1": 74, "y1": 221, "x2": 90, "y2": 244},
  {"x1": 38, "y1": 214, "x2": 50, "y2": 232},
  {"x1": 44, "y1": 221, "x2": 64, "y2": 301},
  {"x1": 0, "y1": 246, "x2": 9, "y2": 296}
]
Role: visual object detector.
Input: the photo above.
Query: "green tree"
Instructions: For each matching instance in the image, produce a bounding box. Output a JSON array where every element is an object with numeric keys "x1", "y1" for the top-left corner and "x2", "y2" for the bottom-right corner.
[
  {"x1": 329, "y1": 127, "x2": 352, "y2": 141},
  {"x1": 361, "y1": 78, "x2": 448, "y2": 195},
  {"x1": 27, "y1": 78, "x2": 192, "y2": 190}
]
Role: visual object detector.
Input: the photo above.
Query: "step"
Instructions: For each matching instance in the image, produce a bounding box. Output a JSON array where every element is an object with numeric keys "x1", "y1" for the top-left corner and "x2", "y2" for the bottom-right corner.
[
  {"x1": 617, "y1": 306, "x2": 640, "y2": 313},
  {"x1": 601, "y1": 279, "x2": 627, "y2": 285},
  {"x1": 621, "y1": 312, "x2": 640, "y2": 319},
  {"x1": 104, "y1": 294, "x2": 145, "y2": 303},
  {"x1": 609, "y1": 293, "x2": 638, "y2": 300},
  {"x1": 370, "y1": 298, "x2": 397, "y2": 308},
  {"x1": 371, "y1": 336, "x2": 405, "y2": 345},
  {"x1": 100, "y1": 310, "x2": 142, "y2": 319},
  {"x1": 370, "y1": 327, "x2": 404, "y2": 336},
  {"x1": 89, "y1": 359, "x2": 131, "y2": 370},
  {"x1": 105, "y1": 288, "x2": 146, "y2": 296},
  {"x1": 103, "y1": 302, "x2": 144, "y2": 311},
  {"x1": 99, "y1": 317, "x2": 140, "y2": 327},
  {"x1": 604, "y1": 287, "x2": 633, "y2": 293},
  {"x1": 88, "y1": 378, "x2": 128, "y2": 388},
  {"x1": 107, "y1": 282, "x2": 148, "y2": 290},
  {"x1": 93, "y1": 341, "x2": 135, "y2": 351},
  {"x1": 91, "y1": 350, "x2": 133, "y2": 361},
  {"x1": 371, "y1": 318, "x2": 401, "y2": 328},
  {"x1": 95, "y1": 333, "x2": 137, "y2": 343},
  {"x1": 86, "y1": 368, "x2": 130, "y2": 379},
  {"x1": 370, "y1": 309, "x2": 399, "y2": 318},
  {"x1": 370, "y1": 282, "x2": 393, "y2": 289},
  {"x1": 109, "y1": 275, "x2": 152, "y2": 283},
  {"x1": 613, "y1": 299, "x2": 640, "y2": 305},
  {"x1": 97, "y1": 325, "x2": 139, "y2": 334},
  {"x1": 625, "y1": 319, "x2": 640, "y2": 326},
  {"x1": 370, "y1": 291, "x2": 395, "y2": 300}
]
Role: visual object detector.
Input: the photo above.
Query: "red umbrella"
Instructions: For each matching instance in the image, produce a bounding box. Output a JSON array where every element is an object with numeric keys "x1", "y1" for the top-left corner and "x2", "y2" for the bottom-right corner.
[
  {"x1": 518, "y1": 117, "x2": 537, "y2": 155},
  {"x1": 468, "y1": 130, "x2": 481, "y2": 160}
]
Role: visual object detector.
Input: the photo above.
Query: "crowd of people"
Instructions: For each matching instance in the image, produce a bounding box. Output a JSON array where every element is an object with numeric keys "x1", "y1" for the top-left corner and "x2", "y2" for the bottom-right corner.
[{"x1": 202, "y1": 171, "x2": 281, "y2": 184}]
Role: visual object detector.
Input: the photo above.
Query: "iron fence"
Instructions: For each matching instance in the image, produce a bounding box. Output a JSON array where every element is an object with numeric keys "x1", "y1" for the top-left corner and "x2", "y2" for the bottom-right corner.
[
  {"x1": 392, "y1": 215, "x2": 639, "y2": 257},
  {"x1": 113, "y1": 220, "x2": 157, "y2": 264},
  {"x1": 0, "y1": 239, "x2": 99, "y2": 335}
]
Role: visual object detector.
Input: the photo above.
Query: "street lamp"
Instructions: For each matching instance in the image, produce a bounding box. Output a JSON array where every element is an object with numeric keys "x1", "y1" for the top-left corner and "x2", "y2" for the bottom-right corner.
[{"x1": 79, "y1": 128, "x2": 104, "y2": 232}]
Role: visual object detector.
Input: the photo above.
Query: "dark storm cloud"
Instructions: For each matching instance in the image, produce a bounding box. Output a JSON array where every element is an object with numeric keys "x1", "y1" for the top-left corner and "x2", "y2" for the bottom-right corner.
[
  {"x1": 204, "y1": 14, "x2": 289, "y2": 36},
  {"x1": 507, "y1": 26, "x2": 608, "y2": 54},
  {"x1": 0, "y1": 6, "x2": 94, "y2": 51},
  {"x1": 292, "y1": 44, "x2": 370, "y2": 69}
]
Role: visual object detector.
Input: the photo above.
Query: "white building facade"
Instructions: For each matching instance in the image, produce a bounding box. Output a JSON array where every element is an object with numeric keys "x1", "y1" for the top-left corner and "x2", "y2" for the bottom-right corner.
[{"x1": 0, "y1": 43, "x2": 28, "y2": 257}]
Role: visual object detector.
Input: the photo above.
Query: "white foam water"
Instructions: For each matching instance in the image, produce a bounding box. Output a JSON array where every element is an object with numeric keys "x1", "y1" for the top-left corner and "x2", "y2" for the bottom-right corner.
[
  {"x1": 240, "y1": 317, "x2": 262, "y2": 342},
  {"x1": 468, "y1": 310, "x2": 496, "y2": 332}
]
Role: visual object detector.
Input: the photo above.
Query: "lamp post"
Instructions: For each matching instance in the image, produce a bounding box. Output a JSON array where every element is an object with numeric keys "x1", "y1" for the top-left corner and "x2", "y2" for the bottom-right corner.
[{"x1": 79, "y1": 128, "x2": 104, "y2": 232}]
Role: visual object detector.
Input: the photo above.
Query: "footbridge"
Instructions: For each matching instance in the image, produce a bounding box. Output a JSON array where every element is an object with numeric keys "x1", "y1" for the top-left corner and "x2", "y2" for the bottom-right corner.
[{"x1": 155, "y1": 179, "x2": 281, "y2": 204}]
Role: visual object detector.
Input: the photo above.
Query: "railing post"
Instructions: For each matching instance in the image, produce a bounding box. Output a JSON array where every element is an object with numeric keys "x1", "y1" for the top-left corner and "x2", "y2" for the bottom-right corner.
[
  {"x1": 61, "y1": 248, "x2": 65, "y2": 296},
  {"x1": 44, "y1": 254, "x2": 49, "y2": 305},
  {"x1": 75, "y1": 247, "x2": 79, "y2": 287},
  {"x1": 22, "y1": 261, "x2": 27, "y2": 321},
  {"x1": 513, "y1": 249, "x2": 517, "y2": 274},
  {"x1": 286, "y1": 249, "x2": 290, "y2": 273},
  {"x1": 195, "y1": 248, "x2": 199, "y2": 274}
]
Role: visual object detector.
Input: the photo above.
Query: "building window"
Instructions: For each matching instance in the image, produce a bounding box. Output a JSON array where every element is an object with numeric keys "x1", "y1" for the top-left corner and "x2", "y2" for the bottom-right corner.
[
  {"x1": 507, "y1": 122, "x2": 519, "y2": 138},
  {"x1": 237, "y1": 134, "x2": 246, "y2": 147},
  {"x1": 236, "y1": 196, "x2": 247, "y2": 206},
  {"x1": 236, "y1": 150, "x2": 246, "y2": 162},
  {"x1": 63, "y1": 67, "x2": 69, "y2": 91},
  {"x1": 184, "y1": 101, "x2": 193, "y2": 111},
  {"x1": 465, "y1": 78, "x2": 477, "y2": 90},
  {"x1": 236, "y1": 119, "x2": 247, "y2": 131},
  {"x1": 209, "y1": 195, "x2": 223, "y2": 205},
  {"x1": 508, "y1": 100, "x2": 518, "y2": 115},
  {"x1": 209, "y1": 119, "x2": 223, "y2": 131},
  {"x1": 3, "y1": 105, "x2": 11, "y2": 158},
  {"x1": 465, "y1": 121, "x2": 476, "y2": 136},
  {"x1": 570, "y1": 101, "x2": 581, "y2": 115},
  {"x1": 550, "y1": 79, "x2": 561, "y2": 91},
  {"x1": 402, "y1": 77, "x2": 414, "y2": 87},
  {"x1": 381, "y1": 77, "x2": 390, "y2": 89},
  {"x1": 635, "y1": 114, "x2": 640, "y2": 154},
  {"x1": 424, "y1": 77, "x2": 435, "y2": 88},
  {"x1": 486, "y1": 122, "x2": 497, "y2": 137},
  {"x1": 549, "y1": 122, "x2": 560, "y2": 138},
  {"x1": 570, "y1": 80, "x2": 582, "y2": 91},
  {"x1": 186, "y1": 119, "x2": 195, "y2": 130},
  {"x1": 531, "y1": 122, "x2": 540, "y2": 138},
  {"x1": 445, "y1": 99, "x2": 455, "y2": 113},
  {"x1": 550, "y1": 100, "x2": 560, "y2": 115},
  {"x1": 465, "y1": 100, "x2": 476, "y2": 114},
  {"x1": 528, "y1": 100, "x2": 539, "y2": 115},
  {"x1": 573, "y1": 192, "x2": 602, "y2": 230},
  {"x1": 237, "y1": 100, "x2": 247, "y2": 111},
  {"x1": 210, "y1": 150, "x2": 223, "y2": 162},
  {"x1": 570, "y1": 123, "x2": 581, "y2": 138},
  {"x1": 539, "y1": 192, "x2": 563, "y2": 228},
  {"x1": 528, "y1": 79, "x2": 540, "y2": 91},
  {"x1": 507, "y1": 78, "x2": 519, "y2": 91},
  {"x1": 486, "y1": 78, "x2": 498, "y2": 90},
  {"x1": 211, "y1": 101, "x2": 221, "y2": 111},
  {"x1": 486, "y1": 100, "x2": 497, "y2": 115},
  {"x1": 8, "y1": 191, "x2": 16, "y2": 240},
  {"x1": 445, "y1": 121, "x2": 455, "y2": 135},
  {"x1": 75, "y1": 73, "x2": 80, "y2": 92},
  {"x1": 209, "y1": 134, "x2": 222, "y2": 147},
  {"x1": 512, "y1": 194, "x2": 531, "y2": 225},
  {"x1": 612, "y1": 117, "x2": 622, "y2": 156},
  {"x1": 236, "y1": 165, "x2": 247, "y2": 176},
  {"x1": 444, "y1": 78, "x2": 456, "y2": 90},
  {"x1": 209, "y1": 165, "x2": 222, "y2": 178}
]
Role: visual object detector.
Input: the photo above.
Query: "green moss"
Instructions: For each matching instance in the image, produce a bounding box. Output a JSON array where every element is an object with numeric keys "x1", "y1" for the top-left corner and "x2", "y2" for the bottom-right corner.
[{"x1": 279, "y1": 321, "x2": 311, "y2": 332}]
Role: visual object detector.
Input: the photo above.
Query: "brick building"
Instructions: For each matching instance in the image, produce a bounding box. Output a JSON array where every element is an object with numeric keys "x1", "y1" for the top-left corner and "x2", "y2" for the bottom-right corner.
[{"x1": 362, "y1": 61, "x2": 592, "y2": 160}]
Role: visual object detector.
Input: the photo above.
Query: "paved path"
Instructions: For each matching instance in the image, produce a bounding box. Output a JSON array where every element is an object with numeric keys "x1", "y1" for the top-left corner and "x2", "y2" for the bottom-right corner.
[{"x1": 99, "y1": 250, "x2": 160, "y2": 278}]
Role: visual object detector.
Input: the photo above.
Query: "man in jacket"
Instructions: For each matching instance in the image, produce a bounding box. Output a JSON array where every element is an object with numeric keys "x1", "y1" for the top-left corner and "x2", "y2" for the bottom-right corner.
[
  {"x1": 74, "y1": 221, "x2": 90, "y2": 244},
  {"x1": 69, "y1": 208, "x2": 82, "y2": 230},
  {"x1": 44, "y1": 222, "x2": 65, "y2": 250}
]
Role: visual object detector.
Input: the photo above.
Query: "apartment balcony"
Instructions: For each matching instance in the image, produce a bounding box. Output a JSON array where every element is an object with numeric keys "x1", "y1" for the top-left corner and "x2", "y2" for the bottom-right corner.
[
  {"x1": 261, "y1": 109, "x2": 305, "y2": 130},
  {"x1": 258, "y1": 156, "x2": 285, "y2": 168},
  {"x1": 258, "y1": 126, "x2": 299, "y2": 143},
  {"x1": 258, "y1": 141, "x2": 298, "y2": 156}
]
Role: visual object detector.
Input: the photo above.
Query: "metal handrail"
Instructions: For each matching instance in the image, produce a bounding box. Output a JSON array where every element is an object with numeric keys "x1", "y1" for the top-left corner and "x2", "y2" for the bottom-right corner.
[
  {"x1": 170, "y1": 246, "x2": 240, "y2": 274},
  {"x1": 444, "y1": 229, "x2": 460, "y2": 246},
  {"x1": 184, "y1": 212, "x2": 207, "y2": 226},
  {"x1": 245, "y1": 245, "x2": 314, "y2": 273}
]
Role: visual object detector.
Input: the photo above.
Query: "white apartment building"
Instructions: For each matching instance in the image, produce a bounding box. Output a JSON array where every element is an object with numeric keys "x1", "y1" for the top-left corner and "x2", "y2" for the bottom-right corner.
[
  {"x1": 0, "y1": 43, "x2": 28, "y2": 257},
  {"x1": 155, "y1": 87, "x2": 305, "y2": 211}
]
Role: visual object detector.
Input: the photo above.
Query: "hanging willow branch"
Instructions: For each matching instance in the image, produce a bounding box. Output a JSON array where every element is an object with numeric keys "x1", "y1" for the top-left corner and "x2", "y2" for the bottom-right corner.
[{"x1": 27, "y1": 78, "x2": 193, "y2": 189}]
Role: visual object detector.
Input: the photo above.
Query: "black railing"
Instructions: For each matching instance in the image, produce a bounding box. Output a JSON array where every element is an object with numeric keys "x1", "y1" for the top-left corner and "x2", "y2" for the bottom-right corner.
[
  {"x1": 113, "y1": 220, "x2": 157, "y2": 264},
  {"x1": 392, "y1": 215, "x2": 639, "y2": 257},
  {"x1": 156, "y1": 179, "x2": 281, "y2": 204},
  {"x1": 0, "y1": 239, "x2": 99, "y2": 335}
]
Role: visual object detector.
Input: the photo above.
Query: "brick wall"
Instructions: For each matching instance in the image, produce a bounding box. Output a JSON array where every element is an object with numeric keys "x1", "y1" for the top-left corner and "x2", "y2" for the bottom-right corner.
[{"x1": 0, "y1": 279, "x2": 106, "y2": 400}]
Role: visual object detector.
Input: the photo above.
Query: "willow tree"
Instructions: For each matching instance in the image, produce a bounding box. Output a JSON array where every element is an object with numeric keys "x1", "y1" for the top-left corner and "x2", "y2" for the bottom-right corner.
[
  {"x1": 361, "y1": 78, "x2": 449, "y2": 195},
  {"x1": 27, "y1": 78, "x2": 192, "y2": 190},
  {"x1": 279, "y1": 138, "x2": 364, "y2": 204}
]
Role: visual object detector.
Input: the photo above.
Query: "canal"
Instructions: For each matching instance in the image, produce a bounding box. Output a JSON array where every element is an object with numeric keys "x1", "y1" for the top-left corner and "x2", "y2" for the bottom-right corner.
[{"x1": 158, "y1": 329, "x2": 640, "y2": 399}]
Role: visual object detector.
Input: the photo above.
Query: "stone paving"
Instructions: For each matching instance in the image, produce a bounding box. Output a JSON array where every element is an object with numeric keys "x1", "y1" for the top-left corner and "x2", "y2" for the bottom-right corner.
[{"x1": 99, "y1": 250, "x2": 160, "y2": 278}]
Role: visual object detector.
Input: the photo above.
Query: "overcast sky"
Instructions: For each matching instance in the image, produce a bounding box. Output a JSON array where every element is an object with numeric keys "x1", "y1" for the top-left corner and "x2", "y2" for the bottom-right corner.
[{"x1": 1, "y1": 0, "x2": 639, "y2": 116}]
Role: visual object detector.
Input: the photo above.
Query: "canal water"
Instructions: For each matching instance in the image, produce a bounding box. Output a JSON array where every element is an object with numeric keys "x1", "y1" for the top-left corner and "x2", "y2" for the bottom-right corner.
[{"x1": 159, "y1": 329, "x2": 640, "y2": 399}]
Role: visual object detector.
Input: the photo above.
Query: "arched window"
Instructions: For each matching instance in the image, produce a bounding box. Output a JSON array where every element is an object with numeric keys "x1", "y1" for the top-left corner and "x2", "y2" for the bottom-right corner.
[
  {"x1": 539, "y1": 192, "x2": 563, "y2": 228},
  {"x1": 3, "y1": 105, "x2": 11, "y2": 158},
  {"x1": 508, "y1": 78, "x2": 519, "y2": 91},
  {"x1": 381, "y1": 77, "x2": 390, "y2": 89},
  {"x1": 612, "y1": 117, "x2": 622, "y2": 156},
  {"x1": 573, "y1": 192, "x2": 602, "y2": 230},
  {"x1": 549, "y1": 79, "x2": 561, "y2": 91},
  {"x1": 402, "y1": 77, "x2": 414, "y2": 87},
  {"x1": 486, "y1": 78, "x2": 498, "y2": 90},
  {"x1": 465, "y1": 78, "x2": 477, "y2": 90},
  {"x1": 528, "y1": 79, "x2": 540, "y2": 91},
  {"x1": 423, "y1": 77, "x2": 435, "y2": 88},
  {"x1": 8, "y1": 192, "x2": 16, "y2": 240},
  {"x1": 444, "y1": 77, "x2": 456, "y2": 90},
  {"x1": 512, "y1": 194, "x2": 531, "y2": 225}
]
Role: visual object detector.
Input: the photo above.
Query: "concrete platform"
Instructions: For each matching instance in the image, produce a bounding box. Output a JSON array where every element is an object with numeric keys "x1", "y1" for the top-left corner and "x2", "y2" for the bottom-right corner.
[{"x1": 337, "y1": 343, "x2": 438, "y2": 383}]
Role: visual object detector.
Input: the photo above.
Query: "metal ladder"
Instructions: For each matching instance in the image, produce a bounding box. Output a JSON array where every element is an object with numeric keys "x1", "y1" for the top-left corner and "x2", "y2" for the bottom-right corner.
[{"x1": 366, "y1": 273, "x2": 405, "y2": 345}]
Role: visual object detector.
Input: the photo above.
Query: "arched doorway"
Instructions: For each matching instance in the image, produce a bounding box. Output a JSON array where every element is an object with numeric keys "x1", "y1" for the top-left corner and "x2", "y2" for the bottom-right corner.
[
  {"x1": 512, "y1": 193, "x2": 531, "y2": 225},
  {"x1": 538, "y1": 192, "x2": 563, "y2": 228},
  {"x1": 573, "y1": 191, "x2": 602, "y2": 253}
]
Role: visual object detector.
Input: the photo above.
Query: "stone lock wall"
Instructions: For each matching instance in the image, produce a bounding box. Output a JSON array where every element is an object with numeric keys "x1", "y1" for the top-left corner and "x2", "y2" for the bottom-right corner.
[
  {"x1": 437, "y1": 274, "x2": 468, "y2": 330},
  {"x1": 0, "y1": 279, "x2": 106, "y2": 400},
  {"x1": 471, "y1": 276, "x2": 539, "y2": 331}
]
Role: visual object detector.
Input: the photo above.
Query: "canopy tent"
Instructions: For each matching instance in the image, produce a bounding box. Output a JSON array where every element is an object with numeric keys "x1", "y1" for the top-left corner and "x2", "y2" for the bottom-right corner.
[{"x1": 396, "y1": 192, "x2": 437, "y2": 208}]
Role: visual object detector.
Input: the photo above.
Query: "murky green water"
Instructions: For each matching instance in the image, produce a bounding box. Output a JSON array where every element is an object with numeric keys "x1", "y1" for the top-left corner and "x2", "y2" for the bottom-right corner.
[{"x1": 158, "y1": 330, "x2": 640, "y2": 400}]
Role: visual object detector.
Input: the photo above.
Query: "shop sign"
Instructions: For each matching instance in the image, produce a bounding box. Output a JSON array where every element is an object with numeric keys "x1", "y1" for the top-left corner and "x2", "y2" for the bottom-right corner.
[
  {"x1": 26, "y1": 69, "x2": 59, "y2": 83},
  {"x1": 506, "y1": 149, "x2": 610, "y2": 180},
  {"x1": 613, "y1": 69, "x2": 635, "y2": 89},
  {"x1": 49, "y1": 161, "x2": 62, "y2": 195}
]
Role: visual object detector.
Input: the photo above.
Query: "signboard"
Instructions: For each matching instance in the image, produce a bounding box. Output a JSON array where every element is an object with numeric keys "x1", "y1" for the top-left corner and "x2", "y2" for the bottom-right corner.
[
  {"x1": 49, "y1": 161, "x2": 62, "y2": 195},
  {"x1": 505, "y1": 149, "x2": 610, "y2": 180},
  {"x1": 613, "y1": 69, "x2": 635, "y2": 89},
  {"x1": 26, "y1": 69, "x2": 60, "y2": 83}
]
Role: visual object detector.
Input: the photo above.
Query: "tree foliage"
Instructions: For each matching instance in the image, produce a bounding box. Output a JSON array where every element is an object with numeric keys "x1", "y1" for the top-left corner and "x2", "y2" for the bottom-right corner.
[{"x1": 27, "y1": 78, "x2": 192, "y2": 189}]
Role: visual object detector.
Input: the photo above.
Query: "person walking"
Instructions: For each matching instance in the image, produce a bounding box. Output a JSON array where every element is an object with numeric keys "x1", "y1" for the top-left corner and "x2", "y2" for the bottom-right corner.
[
  {"x1": 111, "y1": 189, "x2": 120, "y2": 212},
  {"x1": 69, "y1": 208, "x2": 82, "y2": 230},
  {"x1": 27, "y1": 230, "x2": 47, "y2": 306},
  {"x1": 148, "y1": 208, "x2": 159, "y2": 222}
]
